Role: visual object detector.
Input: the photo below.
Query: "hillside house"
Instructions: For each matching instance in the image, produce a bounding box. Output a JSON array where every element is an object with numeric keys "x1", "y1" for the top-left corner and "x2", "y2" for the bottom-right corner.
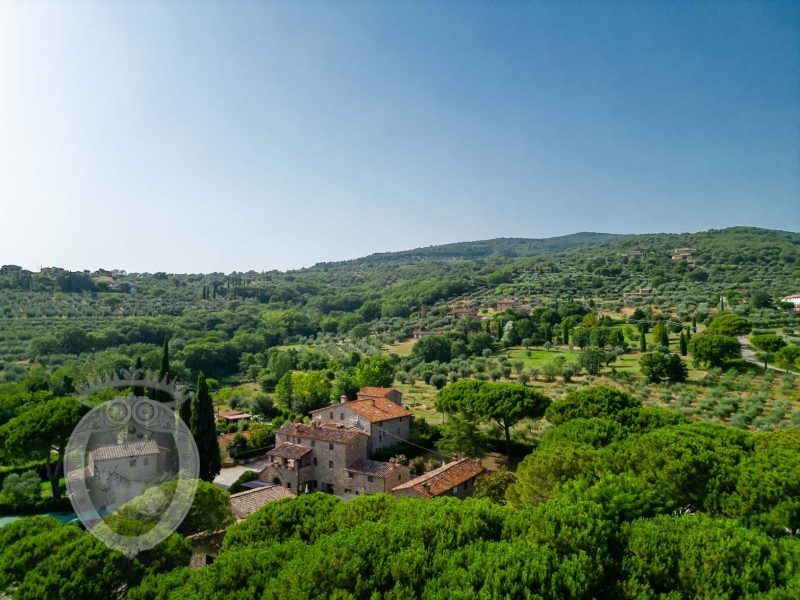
[
  {"x1": 671, "y1": 248, "x2": 696, "y2": 261},
  {"x1": 623, "y1": 287, "x2": 654, "y2": 299},
  {"x1": 447, "y1": 307, "x2": 478, "y2": 319},
  {"x1": 311, "y1": 388, "x2": 413, "y2": 455},
  {"x1": 781, "y1": 294, "x2": 800, "y2": 311},
  {"x1": 391, "y1": 458, "x2": 484, "y2": 499},
  {"x1": 495, "y1": 299, "x2": 515, "y2": 311},
  {"x1": 412, "y1": 330, "x2": 436, "y2": 339}
]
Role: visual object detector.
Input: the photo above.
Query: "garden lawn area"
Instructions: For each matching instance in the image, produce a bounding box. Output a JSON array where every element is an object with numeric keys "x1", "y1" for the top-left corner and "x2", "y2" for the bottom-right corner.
[
  {"x1": 503, "y1": 346, "x2": 577, "y2": 368},
  {"x1": 383, "y1": 338, "x2": 417, "y2": 357},
  {"x1": 40, "y1": 477, "x2": 65, "y2": 498}
]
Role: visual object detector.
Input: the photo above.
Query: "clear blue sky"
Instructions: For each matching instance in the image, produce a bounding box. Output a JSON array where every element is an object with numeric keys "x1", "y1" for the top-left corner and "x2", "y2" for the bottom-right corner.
[{"x1": 1, "y1": 1, "x2": 797, "y2": 273}]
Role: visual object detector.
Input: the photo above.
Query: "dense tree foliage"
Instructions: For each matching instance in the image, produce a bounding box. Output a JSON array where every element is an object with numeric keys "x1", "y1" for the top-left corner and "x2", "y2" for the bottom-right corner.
[{"x1": 436, "y1": 380, "x2": 550, "y2": 457}]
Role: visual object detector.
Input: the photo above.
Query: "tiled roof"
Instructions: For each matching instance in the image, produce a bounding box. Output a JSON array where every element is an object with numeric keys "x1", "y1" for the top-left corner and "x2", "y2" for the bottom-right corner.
[
  {"x1": 267, "y1": 442, "x2": 312, "y2": 460},
  {"x1": 345, "y1": 459, "x2": 401, "y2": 478},
  {"x1": 277, "y1": 422, "x2": 367, "y2": 444},
  {"x1": 229, "y1": 485, "x2": 295, "y2": 519},
  {"x1": 391, "y1": 458, "x2": 483, "y2": 497},
  {"x1": 346, "y1": 398, "x2": 412, "y2": 422},
  {"x1": 90, "y1": 440, "x2": 160, "y2": 461},
  {"x1": 217, "y1": 410, "x2": 253, "y2": 421}
]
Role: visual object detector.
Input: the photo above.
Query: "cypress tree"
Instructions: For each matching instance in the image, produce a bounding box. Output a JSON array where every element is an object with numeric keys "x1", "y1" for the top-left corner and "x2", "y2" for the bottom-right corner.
[
  {"x1": 679, "y1": 332, "x2": 688, "y2": 356},
  {"x1": 133, "y1": 356, "x2": 144, "y2": 397},
  {"x1": 660, "y1": 325, "x2": 669, "y2": 348},
  {"x1": 191, "y1": 372, "x2": 221, "y2": 482},
  {"x1": 639, "y1": 324, "x2": 647, "y2": 353},
  {"x1": 155, "y1": 336, "x2": 171, "y2": 402},
  {"x1": 691, "y1": 315, "x2": 697, "y2": 333}
]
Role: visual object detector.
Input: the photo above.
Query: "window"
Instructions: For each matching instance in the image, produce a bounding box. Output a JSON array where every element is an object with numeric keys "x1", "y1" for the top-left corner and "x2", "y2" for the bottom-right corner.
[
  {"x1": 367, "y1": 476, "x2": 374, "y2": 483},
  {"x1": 344, "y1": 489, "x2": 351, "y2": 494},
  {"x1": 453, "y1": 486, "x2": 458, "y2": 493},
  {"x1": 328, "y1": 443, "x2": 334, "y2": 450},
  {"x1": 287, "y1": 482, "x2": 292, "y2": 489},
  {"x1": 311, "y1": 440, "x2": 315, "y2": 447},
  {"x1": 313, "y1": 458, "x2": 318, "y2": 466},
  {"x1": 340, "y1": 413, "x2": 344, "y2": 420},
  {"x1": 328, "y1": 460, "x2": 334, "y2": 469},
  {"x1": 329, "y1": 412, "x2": 333, "y2": 419},
  {"x1": 143, "y1": 458, "x2": 149, "y2": 466},
  {"x1": 398, "y1": 474, "x2": 402, "y2": 481},
  {"x1": 348, "y1": 472, "x2": 354, "y2": 479}
]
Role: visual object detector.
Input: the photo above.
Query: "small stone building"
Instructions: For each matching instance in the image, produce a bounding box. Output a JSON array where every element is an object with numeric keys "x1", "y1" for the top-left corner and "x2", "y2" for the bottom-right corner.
[
  {"x1": 391, "y1": 458, "x2": 484, "y2": 499},
  {"x1": 344, "y1": 458, "x2": 411, "y2": 496}
]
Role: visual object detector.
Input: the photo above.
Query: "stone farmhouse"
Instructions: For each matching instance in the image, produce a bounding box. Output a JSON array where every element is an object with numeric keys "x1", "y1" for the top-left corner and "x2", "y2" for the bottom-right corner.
[
  {"x1": 309, "y1": 387, "x2": 413, "y2": 455},
  {"x1": 447, "y1": 307, "x2": 478, "y2": 319},
  {"x1": 257, "y1": 387, "x2": 485, "y2": 501},
  {"x1": 257, "y1": 388, "x2": 414, "y2": 496}
]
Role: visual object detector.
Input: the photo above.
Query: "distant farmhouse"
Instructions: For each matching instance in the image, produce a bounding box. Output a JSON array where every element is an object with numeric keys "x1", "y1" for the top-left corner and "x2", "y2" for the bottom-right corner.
[
  {"x1": 495, "y1": 299, "x2": 515, "y2": 312},
  {"x1": 412, "y1": 330, "x2": 437, "y2": 339},
  {"x1": 447, "y1": 307, "x2": 478, "y2": 319},
  {"x1": 671, "y1": 247, "x2": 696, "y2": 261},
  {"x1": 781, "y1": 294, "x2": 800, "y2": 311},
  {"x1": 623, "y1": 287, "x2": 654, "y2": 299}
]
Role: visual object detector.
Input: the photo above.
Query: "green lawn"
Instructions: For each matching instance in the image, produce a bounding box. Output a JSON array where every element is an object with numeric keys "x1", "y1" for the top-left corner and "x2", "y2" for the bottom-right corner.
[
  {"x1": 40, "y1": 477, "x2": 65, "y2": 498},
  {"x1": 503, "y1": 346, "x2": 576, "y2": 368}
]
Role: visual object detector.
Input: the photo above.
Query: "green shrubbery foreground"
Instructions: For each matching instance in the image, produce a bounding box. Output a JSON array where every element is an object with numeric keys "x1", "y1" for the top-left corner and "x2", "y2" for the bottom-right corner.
[{"x1": 2, "y1": 386, "x2": 800, "y2": 598}]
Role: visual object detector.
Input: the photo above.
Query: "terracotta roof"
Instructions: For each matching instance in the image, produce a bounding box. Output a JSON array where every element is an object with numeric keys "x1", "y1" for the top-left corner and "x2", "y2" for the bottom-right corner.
[
  {"x1": 90, "y1": 440, "x2": 160, "y2": 461},
  {"x1": 345, "y1": 459, "x2": 401, "y2": 478},
  {"x1": 229, "y1": 485, "x2": 294, "y2": 519},
  {"x1": 217, "y1": 410, "x2": 253, "y2": 421},
  {"x1": 267, "y1": 443, "x2": 312, "y2": 460},
  {"x1": 345, "y1": 398, "x2": 412, "y2": 422},
  {"x1": 391, "y1": 458, "x2": 483, "y2": 497},
  {"x1": 277, "y1": 422, "x2": 367, "y2": 444}
]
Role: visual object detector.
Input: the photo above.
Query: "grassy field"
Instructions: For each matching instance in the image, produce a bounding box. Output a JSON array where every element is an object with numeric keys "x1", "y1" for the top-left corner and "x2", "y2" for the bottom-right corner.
[
  {"x1": 383, "y1": 338, "x2": 417, "y2": 357},
  {"x1": 503, "y1": 346, "x2": 576, "y2": 368}
]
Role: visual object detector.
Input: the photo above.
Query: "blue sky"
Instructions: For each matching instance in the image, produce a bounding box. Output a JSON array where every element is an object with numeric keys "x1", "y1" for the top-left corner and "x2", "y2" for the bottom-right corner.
[{"x1": 1, "y1": 1, "x2": 797, "y2": 273}]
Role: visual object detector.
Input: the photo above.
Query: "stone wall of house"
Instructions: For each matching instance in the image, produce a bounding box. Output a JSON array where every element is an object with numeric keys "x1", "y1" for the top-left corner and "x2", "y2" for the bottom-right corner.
[
  {"x1": 344, "y1": 464, "x2": 412, "y2": 496},
  {"x1": 369, "y1": 416, "x2": 411, "y2": 455}
]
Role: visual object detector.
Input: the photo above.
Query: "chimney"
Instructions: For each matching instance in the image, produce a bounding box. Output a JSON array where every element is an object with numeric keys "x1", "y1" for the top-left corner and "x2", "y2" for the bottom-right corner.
[{"x1": 340, "y1": 395, "x2": 348, "y2": 404}]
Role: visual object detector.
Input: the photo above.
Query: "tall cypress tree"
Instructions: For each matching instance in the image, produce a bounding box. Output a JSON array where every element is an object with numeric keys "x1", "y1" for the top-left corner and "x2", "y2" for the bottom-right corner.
[
  {"x1": 691, "y1": 315, "x2": 697, "y2": 333},
  {"x1": 660, "y1": 326, "x2": 669, "y2": 348},
  {"x1": 133, "y1": 356, "x2": 144, "y2": 397},
  {"x1": 679, "y1": 332, "x2": 688, "y2": 356},
  {"x1": 153, "y1": 336, "x2": 171, "y2": 402},
  {"x1": 191, "y1": 372, "x2": 221, "y2": 482},
  {"x1": 639, "y1": 324, "x2": 647, "y2": 353}
]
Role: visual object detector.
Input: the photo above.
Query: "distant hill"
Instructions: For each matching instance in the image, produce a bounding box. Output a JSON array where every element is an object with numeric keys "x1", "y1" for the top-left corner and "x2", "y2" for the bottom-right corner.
[{"x1": 309, "y1": 232, "x2": 629, "y2": 269}]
